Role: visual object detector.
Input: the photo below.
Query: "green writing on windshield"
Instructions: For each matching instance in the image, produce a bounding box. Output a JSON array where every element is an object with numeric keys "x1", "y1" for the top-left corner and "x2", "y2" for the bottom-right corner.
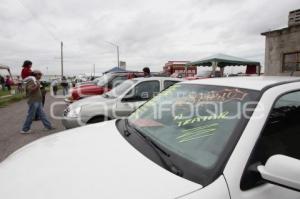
[
  {"x1": 177, "y1": 123, "x2": 219, "y2": 143},
  {"x1": 175, "y1": 111, "x2": 229, "y2": 127}
]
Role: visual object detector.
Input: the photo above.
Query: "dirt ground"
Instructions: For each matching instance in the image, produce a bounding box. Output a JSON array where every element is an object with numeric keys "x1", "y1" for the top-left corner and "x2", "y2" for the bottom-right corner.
[{"x1": 0, "y1": 92, "x2": 67, "y2": 162}]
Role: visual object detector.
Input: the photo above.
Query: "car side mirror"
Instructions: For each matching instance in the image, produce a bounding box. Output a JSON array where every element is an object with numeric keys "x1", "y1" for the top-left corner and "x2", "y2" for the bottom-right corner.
[
  {"x1": 257, "y1": 155, "x2": 300, "y2": 191},
  {"x1": 122, "y1": 97, "x2": 135, "y2": 102},
  {"x1": 122, "y1": 95, "x2": 140, "y2": 102}
]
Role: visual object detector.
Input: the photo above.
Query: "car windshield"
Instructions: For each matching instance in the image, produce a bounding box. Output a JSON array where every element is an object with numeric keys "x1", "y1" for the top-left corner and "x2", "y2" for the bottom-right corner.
[
  {"x1": 92, "y1": 77, "x2": 102, "y2": 84},
  {"x1": 104, "y1": 79, "x2": 137, "y2": 98},
  {"x1": 127, "y1": 83, "x2": 260, "y2": 184},
  {"x1": 96, "y1": 74, "x2": 112, "y2": 87}
]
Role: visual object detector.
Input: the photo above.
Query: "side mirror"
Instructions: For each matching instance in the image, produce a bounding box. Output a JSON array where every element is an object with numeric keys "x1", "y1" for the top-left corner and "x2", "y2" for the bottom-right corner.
[
  {"x1": 121, "y1": 95, "x2": 140, "y2": 102},
  {"x1": 257, "y1": 155, "x2": 300, "y2": 191}
]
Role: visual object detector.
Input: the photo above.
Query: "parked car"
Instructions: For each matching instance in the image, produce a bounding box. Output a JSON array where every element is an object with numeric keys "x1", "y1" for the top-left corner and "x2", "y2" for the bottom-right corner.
[
  {"x1": 66, "y1": 72, "x2": 143, "y2": 103},
  {"x1": 185, "y1": 71, "x2": 212, "y2": 80},
  {"x1": 1, "y1": 76, "x2": 300, "y2": 199},
  {"x1": 74, "y1": 79, "x2": 98, "y2": 87},
  {"x1": 62, "y1": 77, "x2": 182, "y2": 129},
  {"x1": 171, "y1": 72, "x2": 185, "y2": 78}
]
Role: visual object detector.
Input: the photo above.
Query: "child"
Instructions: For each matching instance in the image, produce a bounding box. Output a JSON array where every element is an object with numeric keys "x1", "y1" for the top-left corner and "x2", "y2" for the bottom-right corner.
[{"x1": 21, "y1": 60, "x2": 37, "y2": 85}]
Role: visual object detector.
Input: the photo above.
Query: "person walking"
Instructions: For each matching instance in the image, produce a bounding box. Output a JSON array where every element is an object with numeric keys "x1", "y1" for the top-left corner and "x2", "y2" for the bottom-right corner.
[
  {"x1": 143, "y1": 67, "x2": 151, "y2": 77},
  {"x1": 51, "y1": 79, "x2": 58, "y2": 96},
  {"x1": 34, "y1": 80, "x2": 48, "y2": 121},
  {"x1": 0, "y1": 75, "x2": 5, "y2": 91},
  {"x1": 61, "y1": 76, "x2": 69, "y2": 96},
  {"x1": 21, "y1": 70, "x2": 53, "y2": 134}
]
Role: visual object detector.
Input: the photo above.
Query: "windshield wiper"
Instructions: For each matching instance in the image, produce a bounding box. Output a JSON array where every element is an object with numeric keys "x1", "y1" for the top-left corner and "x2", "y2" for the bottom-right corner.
[
  {"x1": 124, "y1": 119, "x2": 183, "y2": 176},
  {"x1": 123, "y1": 119, "x2": 131, "y2": 137}
]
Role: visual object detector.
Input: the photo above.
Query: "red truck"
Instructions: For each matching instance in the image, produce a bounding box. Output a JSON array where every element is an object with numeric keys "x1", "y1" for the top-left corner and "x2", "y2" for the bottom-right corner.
[{"x1": 66, "y1": 72, "x2": 143, "y2": 103}]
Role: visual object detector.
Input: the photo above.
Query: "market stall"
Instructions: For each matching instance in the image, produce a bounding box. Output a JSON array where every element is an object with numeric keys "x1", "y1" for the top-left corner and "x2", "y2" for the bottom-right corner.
[{"x1": 186, "y1": 53, "x2": 261, "y2": 76}]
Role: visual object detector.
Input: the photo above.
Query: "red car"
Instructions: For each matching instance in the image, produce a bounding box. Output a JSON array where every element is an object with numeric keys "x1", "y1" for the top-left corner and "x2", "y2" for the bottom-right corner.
[{"x1": 67, "y1": 72, "x2": 143, "y2": 102}]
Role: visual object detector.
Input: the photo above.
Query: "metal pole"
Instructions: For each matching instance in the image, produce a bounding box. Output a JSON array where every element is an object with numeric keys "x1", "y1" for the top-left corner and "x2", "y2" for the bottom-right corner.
[
  {"x1": 61, "y1": 41, "x2": 64, "y2": 78},
  {"x1": 105, "y1": 41, "x2": 120, "y2": 68},
  {"x1": 93, "y1": 64, "x2": 96, "y2": 76},
  {"x1": 117, "y1": 46, "x2": 120, "y2": 68}
]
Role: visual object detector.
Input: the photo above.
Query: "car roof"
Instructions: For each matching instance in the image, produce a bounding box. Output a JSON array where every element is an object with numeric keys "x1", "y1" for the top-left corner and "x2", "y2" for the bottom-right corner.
[
  {"x1": 133, "y1": 77, "x2": 183, "y2": 82},
  {"x1": 181, "y1": 76, "x2": 300, "y2": 91}
]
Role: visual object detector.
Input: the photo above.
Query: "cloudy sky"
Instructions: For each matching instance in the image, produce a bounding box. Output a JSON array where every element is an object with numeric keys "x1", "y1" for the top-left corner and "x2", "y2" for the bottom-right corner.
[{"x1": 1, "y1": 0, "x2": 299, "y2": 75}]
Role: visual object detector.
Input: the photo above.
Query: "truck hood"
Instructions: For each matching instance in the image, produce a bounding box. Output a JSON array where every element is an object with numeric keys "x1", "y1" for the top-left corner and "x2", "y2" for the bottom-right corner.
[{"x1": 0, "y1": 121, "x2": 201, "y2": 199}]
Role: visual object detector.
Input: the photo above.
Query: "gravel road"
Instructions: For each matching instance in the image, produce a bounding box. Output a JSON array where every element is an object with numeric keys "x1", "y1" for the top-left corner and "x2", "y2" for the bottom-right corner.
[{"x1": 0, "y1": 92, "x2": 67, "y2": 162}]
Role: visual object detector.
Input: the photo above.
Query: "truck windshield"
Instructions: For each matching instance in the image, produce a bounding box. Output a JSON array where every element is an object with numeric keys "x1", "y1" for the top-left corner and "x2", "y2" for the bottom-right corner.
[
  {"x1": 96, "y1": 74, "x2": 112, "y2": 87},
  {"x1": 127, "y1": 83, "x2": 260, "y2": 185},
  {"x1": 104, "y1": 79, "x2": 137, "y2": 98}
]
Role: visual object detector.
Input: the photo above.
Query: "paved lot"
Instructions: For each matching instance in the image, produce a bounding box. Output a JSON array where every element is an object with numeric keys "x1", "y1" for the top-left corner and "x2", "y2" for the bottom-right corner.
[{"x1": 0, "y1": 92, "x2": 67, "y2": 162}]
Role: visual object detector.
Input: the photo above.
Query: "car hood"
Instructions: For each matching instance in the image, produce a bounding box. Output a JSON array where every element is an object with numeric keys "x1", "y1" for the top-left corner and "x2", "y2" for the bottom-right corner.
[
  {"x1": 75, "y1": 84, "x2": 98, "y2": 89},
  {"x1": 0, "y1": 121, "x2": 201, "y2": 199},
  {"x1": 76, "y1": 83, "x2": 95, "y2": 88}
]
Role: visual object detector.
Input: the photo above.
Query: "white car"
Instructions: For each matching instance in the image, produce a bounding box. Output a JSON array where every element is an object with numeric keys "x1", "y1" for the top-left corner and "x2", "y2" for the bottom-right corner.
[
  {"x1": 62, "y1": 77, "x2": 182, "y2": 129},
  {"x1": 0, "y1": 76, "x2": 300, "y2": 199}
]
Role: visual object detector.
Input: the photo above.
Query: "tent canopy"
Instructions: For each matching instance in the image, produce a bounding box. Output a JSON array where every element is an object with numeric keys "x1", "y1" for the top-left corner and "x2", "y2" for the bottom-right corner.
[
  {"x1": 187, "y1": 53, "x2": 261, "y2": 67},
  {"x1": 103, "y1": 67, "x2": 127, "y2": 74}
]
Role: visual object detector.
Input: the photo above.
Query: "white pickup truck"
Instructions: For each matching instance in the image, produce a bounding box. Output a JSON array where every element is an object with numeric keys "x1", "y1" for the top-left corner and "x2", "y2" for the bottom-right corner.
[{"x1": 0, "y1": 76, "x2": 299, "y2": 199}]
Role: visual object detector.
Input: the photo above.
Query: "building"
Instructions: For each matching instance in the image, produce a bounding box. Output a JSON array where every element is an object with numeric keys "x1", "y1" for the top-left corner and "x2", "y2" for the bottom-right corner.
[
  {"x1": 163, "y1": 61, "x2": 197, "y2": 77},
  {"x1": 289, "y1": 9, "x2": 300, "y2": 26},
  {"x1": 119, "y1": 61, "x2": 126, "y2": 70},
  {"x1": 262, "y1": 9, "x2": 300, "y2": 76}
]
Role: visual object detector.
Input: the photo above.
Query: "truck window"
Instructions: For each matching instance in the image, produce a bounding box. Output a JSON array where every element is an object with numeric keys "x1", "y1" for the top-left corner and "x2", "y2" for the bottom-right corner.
[
  {"x1": 108, "y1": 76, "x2": 127, "y2": 89},
  {"x1": 123, "y1": 81, "x2": 160, "y2": 101},
  {"x1": 163, "y1": 80, "x2": 179, "y2": 89},
  {"x1": 241, "y1": 91, "x2": 300, "y2": 190}
]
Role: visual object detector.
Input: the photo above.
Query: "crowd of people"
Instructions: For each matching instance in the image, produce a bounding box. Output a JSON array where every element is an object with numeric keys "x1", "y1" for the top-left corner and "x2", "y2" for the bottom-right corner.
[{"x1": 0, "y1": 75, "x2": 13, "y2": 92}]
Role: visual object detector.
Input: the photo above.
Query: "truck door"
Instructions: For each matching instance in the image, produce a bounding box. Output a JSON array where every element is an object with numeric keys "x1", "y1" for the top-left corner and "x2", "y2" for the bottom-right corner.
[{"x1": 225, "y1": 86, "x2": 300, "y2": 199}]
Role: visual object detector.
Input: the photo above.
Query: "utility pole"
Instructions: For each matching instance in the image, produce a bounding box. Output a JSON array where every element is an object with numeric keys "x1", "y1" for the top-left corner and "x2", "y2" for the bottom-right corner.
[
  {"x1": 93, "y1": 64, "x2": 96, "y2": 76},
  {"x1": 46, "y1": 67, "x2": 49, "y2": 78},
  {"x1": 60, "y1": 41, "x2": 64, "y2": 78},
  {"x1": 117, "y1": 46, "x2": 120, "y2": 68},
  {"x1": 105, "y1": 41, "x2": 120, "y2": 68}
]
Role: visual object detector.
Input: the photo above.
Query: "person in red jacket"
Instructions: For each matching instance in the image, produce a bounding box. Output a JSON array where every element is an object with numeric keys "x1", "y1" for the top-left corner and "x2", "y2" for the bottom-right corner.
[
  {"x1": 21, "y1": 60, "x2": 33, "y2": 79},
  {"x1": 5, "y1": 75, "x2": 13, "y2": 91}
]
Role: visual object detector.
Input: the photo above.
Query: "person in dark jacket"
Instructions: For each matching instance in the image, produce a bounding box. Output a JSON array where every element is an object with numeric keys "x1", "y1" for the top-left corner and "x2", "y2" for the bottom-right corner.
[
  {"x1": 61, "y1": 76, "x2": 69, "y2": 96},
  {"x1": 34, "y1": 80, "x2": 48, "y2": 121},
  {"x1": 143, "y1": 67, "x2": 151, "y2": 77}
]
